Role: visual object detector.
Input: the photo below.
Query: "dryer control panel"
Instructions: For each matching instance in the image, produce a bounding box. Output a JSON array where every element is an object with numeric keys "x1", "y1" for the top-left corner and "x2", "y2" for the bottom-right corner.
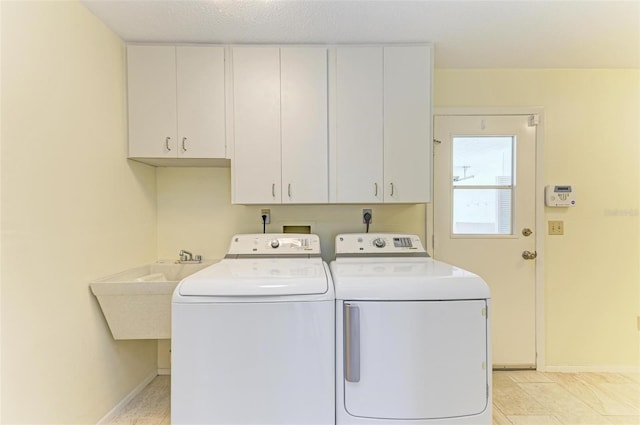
[
  {"x1": 227, "y1": 233, "x2": 321, "y2": 256},
  {"x1": 335, "y1": 233, "x2": 426, "y2": 255}
]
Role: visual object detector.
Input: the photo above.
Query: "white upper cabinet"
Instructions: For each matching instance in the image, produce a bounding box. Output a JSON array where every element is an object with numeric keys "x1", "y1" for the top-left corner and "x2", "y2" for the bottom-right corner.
[
  {"x1": 177, "y1": 46, "x2": 226, "y2": 159},
  {"x1": 334, "y1": 45, "x2": 432, "y2": 203},
  {"x1": 383, "y1": 46, "x2": 432, "y2": 203},
  {"x1": 232, "y1": 46, "x2": 328, "y2": 204},
  {"x1": 127, "y1": 45, "x2": 177, "y2": 158},
  {"x1": 232, "y1": 47, "x2": 282, "y2": 204},
  {"x1": 126, "y1": 43, "x2": 431, "y2": 201},
  {"x1": 127, "y1": 45, "x2": 225, "y2": 162},
  {"x1": 335, "y1": 47, "x2": 384, "y2": 203},
  {"x1": 281, "y1": 47, "x2": 328, "y2": 204}
]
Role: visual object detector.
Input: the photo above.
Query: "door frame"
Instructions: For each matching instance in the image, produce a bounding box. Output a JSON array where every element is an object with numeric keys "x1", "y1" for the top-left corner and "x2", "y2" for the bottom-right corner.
[{"x1": 430, "y1": 107, "x2": 546, "y2": 370}]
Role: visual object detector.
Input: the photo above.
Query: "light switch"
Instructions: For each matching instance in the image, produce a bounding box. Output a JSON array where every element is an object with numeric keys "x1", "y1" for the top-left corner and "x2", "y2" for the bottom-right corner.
[{"x1": 548, "y1": 220, "x2": 564, "y2": 235}]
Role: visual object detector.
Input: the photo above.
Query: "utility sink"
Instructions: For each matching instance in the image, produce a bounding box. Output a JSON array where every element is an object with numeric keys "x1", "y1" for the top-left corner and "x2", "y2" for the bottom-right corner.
[{"x1": 91, "y1": 260, "x2": 216, "y2": 340}]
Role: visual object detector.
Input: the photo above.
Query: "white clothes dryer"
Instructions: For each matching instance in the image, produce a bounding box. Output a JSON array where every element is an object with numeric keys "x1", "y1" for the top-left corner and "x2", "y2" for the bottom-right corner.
[
  {"x1": 330, "y1": 233, "x2": 491, "y2": 425},
  {"x1": 172, "y1": 234, "x2": 335, "y2": 425}
]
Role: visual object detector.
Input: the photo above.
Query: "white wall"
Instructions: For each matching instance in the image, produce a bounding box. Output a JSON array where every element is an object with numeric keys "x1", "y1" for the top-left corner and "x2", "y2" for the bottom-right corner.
[
  {"x1": 1, "y1": 1, "x2": 158, "y2": 423},
  {"x1": 434, "y1": 69, "x2": 640, "y2": 370}
]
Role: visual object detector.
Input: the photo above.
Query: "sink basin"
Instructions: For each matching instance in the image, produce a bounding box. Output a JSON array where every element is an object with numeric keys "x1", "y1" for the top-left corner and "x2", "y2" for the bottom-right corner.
[{"x1": 91, "y1": 260, "x2": 216, "y2": 340}]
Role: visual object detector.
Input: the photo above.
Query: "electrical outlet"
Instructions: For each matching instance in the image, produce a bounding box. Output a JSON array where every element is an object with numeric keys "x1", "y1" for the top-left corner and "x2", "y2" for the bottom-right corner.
[
  {"x1": 548, "y1": 220, "x2": 564, "y2": 235},
  {"x1": 260, "y1": 209, "x2": 270, "y2": 224},
  {"x1": 362, "y1": 209, "x2": 372, "y2": 224}
]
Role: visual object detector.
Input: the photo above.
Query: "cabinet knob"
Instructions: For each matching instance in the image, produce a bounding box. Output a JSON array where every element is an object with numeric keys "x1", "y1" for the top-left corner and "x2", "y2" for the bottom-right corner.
[{"x1": 165, "y1": 137, "x2": 171, "y2": 152}]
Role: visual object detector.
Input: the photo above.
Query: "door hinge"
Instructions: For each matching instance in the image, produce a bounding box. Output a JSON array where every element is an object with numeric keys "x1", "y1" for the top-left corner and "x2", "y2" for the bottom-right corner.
[{"x1": 528, "y1": 114, "x2": 539, "y2": 127}]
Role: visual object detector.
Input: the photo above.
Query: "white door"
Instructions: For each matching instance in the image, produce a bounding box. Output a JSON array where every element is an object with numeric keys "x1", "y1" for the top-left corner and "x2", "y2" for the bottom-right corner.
[
  {"x1": 335, "y1": 47, "x2": 384, "y2": 203},
  {"x1": 342, "y1": 300, "x2": 488, "y2": 419},
  {"x1": 383, "y1": 45, "x2": 432, "y2": 203},
  {"x1": 281, "y1": 47, "x2": 328, "y2": 203},
  {"x1": 433, "y1": 115, "x2": 537, "y2": 368},
  {"x1": 176, "y1": 46, "x2": 226, "y2": 159},
  {"x1": 232, "y1": 47, "x2": 282, "y2": 204},
  {"x1": 127, "y1": 45, "x2": 177, "y2": 158}
]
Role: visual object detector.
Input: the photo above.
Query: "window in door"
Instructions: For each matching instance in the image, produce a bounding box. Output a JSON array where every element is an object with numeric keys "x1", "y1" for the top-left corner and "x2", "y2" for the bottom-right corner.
[{"x1": 452, "y1": 136, "x2": 515, "y2": 235}]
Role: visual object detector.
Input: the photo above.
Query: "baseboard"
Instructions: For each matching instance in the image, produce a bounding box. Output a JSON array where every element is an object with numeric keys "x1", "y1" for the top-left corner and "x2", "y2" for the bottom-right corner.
[
  {"x1": 96, "y1": 370, "x2": 158, "y2": 425},
  {"x1": 542, "y1": 365, "x2": 640, "y2": 373},
  {"x1": 158, "y1": 368, "x2": 171, "y2": 376}
]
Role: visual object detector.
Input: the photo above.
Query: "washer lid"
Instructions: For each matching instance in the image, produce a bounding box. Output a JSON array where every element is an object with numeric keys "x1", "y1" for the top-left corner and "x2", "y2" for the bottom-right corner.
[
  {"x1": 329, "y1": 258, "x2": 490, "y2": 300},
  {"x1": 178, "y1": 258, "x2": 329, "y2": 297}
]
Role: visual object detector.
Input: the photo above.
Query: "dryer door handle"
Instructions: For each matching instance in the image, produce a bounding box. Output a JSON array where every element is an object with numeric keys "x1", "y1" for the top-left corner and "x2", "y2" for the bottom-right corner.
[{"x1": 344, "y1": 303, "x2": 360, "y2": 383}]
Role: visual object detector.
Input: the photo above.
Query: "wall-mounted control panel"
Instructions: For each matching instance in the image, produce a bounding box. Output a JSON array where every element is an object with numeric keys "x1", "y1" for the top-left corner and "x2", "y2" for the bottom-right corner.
[{"x1": 545, "y1": 185, "x2": 576, "y2": 207}]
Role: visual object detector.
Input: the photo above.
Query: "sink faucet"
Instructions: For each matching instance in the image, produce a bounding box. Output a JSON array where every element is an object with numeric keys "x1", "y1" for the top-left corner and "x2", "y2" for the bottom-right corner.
[
  {"x1": 179, "y1": 250, "x2": 193, "y2": 262},
  {"x1": 178, "y1": 250, "x2": 202, "y2": 263}
]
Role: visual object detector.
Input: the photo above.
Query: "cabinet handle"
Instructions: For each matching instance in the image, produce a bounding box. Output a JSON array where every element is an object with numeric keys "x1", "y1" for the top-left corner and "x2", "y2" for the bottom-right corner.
[
  {"x1": 374, "y1": 183, "x2": 378, "y2": 197},
  {"x1": 165, "y1": 137, "x2": 171, "y2": 152},
  {"x1": 390, "y1": 182, "x2": 394, "y2": 196},
  {"x1": 182, "y1": 137, "x2": 187, "y2": 152},
  {"x1": 272, "y1": 183, "x2": 275, "y2": 198},
  {"x1": 288, "y1": 183, "x2": 291, "y2": 198},
  {"x1": 344, "y1": 303, "x2": 360, "y2": 383}
]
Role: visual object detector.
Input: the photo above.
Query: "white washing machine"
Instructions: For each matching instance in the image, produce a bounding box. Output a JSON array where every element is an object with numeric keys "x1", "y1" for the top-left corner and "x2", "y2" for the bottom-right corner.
[
  {"x1": 330, "y1": 233, "x2": 491, "y2": 424},
  {"x1": 172, "y1": 234, "x2": 335, "y2": 425}
]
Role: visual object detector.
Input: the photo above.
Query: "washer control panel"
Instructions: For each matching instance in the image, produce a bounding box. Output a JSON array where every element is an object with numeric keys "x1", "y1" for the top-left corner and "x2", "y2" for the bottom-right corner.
[
  {"x1": 335, "y1": 233, "x2": 426, "y2": 254},
  {"x1": 227, "y1": 233, "x2": 321, "y2": 255}
]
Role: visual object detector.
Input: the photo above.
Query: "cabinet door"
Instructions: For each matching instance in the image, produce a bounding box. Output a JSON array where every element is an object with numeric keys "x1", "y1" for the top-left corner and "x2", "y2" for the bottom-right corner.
[
  {"x1": 281, "y1": 47, "x2": 328, "y2": 204},
  {"x1": 335, "y1": 47, "x2": 384, "y2": 203},
  {"x1": 176, "y1": 46, "x2": 226, "y2": 159},
  {"x1": 127, "y1": 45, "x2": 177, "y2": 158},
  {"x1": 232, "y1": 47, "x2": 282, "y2": 204},
  {"x1": 383, "y1": 46, "x2": 432, "y2": 203}
]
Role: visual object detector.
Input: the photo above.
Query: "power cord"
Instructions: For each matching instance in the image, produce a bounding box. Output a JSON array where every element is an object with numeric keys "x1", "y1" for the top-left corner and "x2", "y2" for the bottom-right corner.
[
  {"x1": 261, "y1": 214, "x2": 267, "y2": 234},
  {"x1": 363, "y1": 212, "x2": 372, "y2": 233}
]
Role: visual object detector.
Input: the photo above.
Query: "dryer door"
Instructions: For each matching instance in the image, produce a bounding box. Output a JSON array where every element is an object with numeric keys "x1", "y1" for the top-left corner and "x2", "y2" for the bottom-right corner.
[{"x1": 343, "y1": 300, "x2": 489, "y2": 420}]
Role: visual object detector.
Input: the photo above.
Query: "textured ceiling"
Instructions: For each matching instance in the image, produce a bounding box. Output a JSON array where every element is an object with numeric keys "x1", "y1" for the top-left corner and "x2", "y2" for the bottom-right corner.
[{"x1": 81, "y1": 0, "x2": 640, "y2": 68}]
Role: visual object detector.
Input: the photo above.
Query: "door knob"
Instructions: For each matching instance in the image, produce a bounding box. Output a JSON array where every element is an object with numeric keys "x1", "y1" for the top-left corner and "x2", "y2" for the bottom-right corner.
[
  {"x1": 522, "y1": 250, "x2": 537, "y2": 260},
  {"x1": 522, "y1": 228, "x2": 533, "y2": 237}
]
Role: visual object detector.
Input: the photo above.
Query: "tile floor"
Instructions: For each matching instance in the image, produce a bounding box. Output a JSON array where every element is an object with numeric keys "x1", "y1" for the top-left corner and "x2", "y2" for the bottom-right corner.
[{"x1": 107, "y1": 371, "x2": 640, "y2": 425}]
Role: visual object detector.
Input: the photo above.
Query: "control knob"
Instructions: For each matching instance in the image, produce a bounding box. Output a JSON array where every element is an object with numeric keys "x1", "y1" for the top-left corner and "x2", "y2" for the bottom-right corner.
[
  {"x1": 270, "y1": 239, "x2": 280, "y2": 248},
  {"x1": 373, "y1": 238, "x2": 386, "y2": 248}
]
